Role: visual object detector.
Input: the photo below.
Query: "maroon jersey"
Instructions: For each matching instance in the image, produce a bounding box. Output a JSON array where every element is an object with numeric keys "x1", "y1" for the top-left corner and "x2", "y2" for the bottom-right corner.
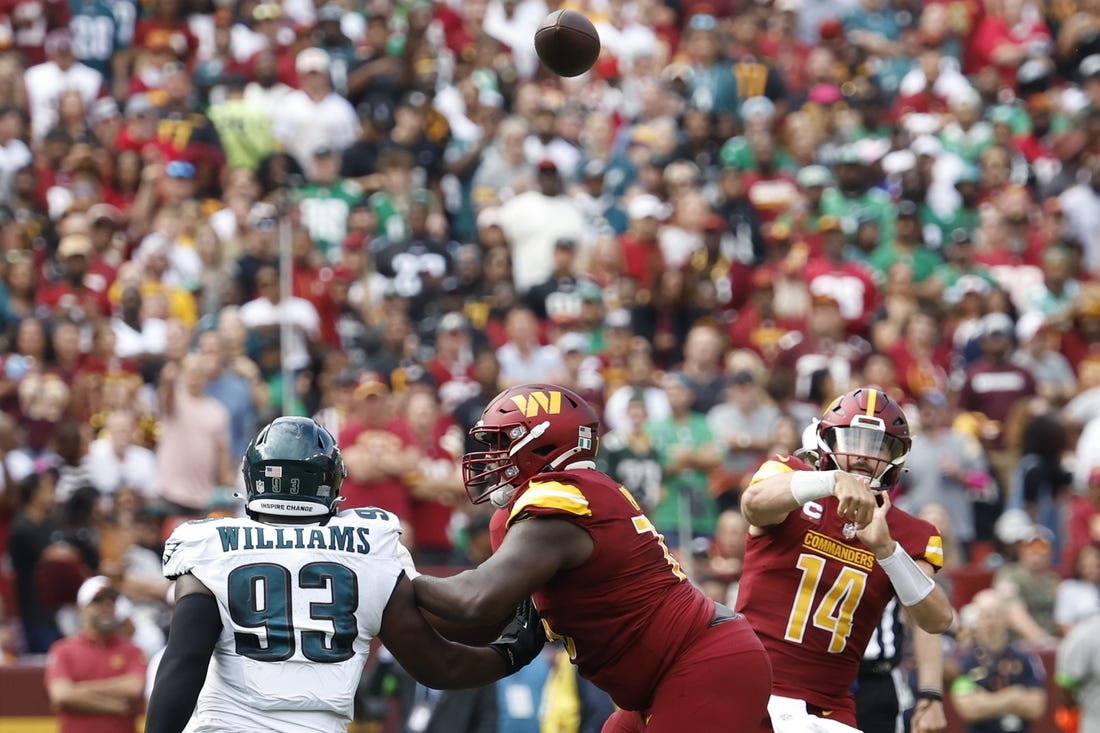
[
  {"x1": 490, "y1": 468, "x2": 715, "y2": 711},
  {"x1": 736, "y1": 455, "x2": 944, "y2": 713}
]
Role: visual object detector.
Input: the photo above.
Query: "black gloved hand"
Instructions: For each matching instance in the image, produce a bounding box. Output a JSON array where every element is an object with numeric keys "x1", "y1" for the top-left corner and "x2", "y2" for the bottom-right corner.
[{"x1": 489, "y1": 598, "x2": 546, "y2": 674}]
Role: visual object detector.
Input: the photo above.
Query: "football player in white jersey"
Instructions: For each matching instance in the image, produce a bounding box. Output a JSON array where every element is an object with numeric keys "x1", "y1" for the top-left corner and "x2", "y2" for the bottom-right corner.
[{"x1": 145, "y1": 416, "x2": 544, "y2": 733}]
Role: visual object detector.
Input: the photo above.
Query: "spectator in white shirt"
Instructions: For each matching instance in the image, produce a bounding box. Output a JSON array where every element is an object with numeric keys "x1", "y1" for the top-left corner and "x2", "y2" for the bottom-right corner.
[
  {"x1": 273, "y1": 47, "x2": 359, "y2": 178},
  {"x1": 0, "y1": 105, "x2": 31, "y2": 201},
  {"x1": 238, "y1": 264, "x2": 320, "y2": 373},
  {"x1": 498, "y1": 159, "x2": 587, "y2": 292},
  {"x1": 23, "y1": 28, "x2": 103, "y2": 140},
  {"x1": 82, "y1": 410, "x2": 159, "y2": 501},
  {"x1": 496, "y1": 306, "x2": 565, "y2": 388}
]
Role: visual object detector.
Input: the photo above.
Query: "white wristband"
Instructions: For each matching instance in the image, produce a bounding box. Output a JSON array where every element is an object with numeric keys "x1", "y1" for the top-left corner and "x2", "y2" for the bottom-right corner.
[
  {"x1": 790, "y1": 470, "x2": 837, "y2": 505},
  {"x1": 878, "y1": 542, "x2": 936, "y2": 606}
]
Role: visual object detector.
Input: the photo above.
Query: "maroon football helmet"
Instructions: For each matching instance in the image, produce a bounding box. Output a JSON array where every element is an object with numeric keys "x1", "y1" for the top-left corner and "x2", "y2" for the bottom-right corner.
[
  {"x1": 816, "y1": 387, "x2": 911, "y2": 489},
  {"x1": 463, "y1": 384, "x2": 601, "y2": 506}
]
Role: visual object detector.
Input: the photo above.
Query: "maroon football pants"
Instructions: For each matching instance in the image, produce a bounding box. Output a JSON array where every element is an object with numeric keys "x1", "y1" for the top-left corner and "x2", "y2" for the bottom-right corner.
[{"x1": 601, "y1": 616, "x2": 772, "y2": 733}]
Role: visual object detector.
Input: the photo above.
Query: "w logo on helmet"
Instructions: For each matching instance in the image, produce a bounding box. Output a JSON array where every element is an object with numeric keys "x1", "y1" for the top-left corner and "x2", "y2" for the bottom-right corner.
[{"x1": 510, "y1": 391, "x2": 563, "y2": 417}]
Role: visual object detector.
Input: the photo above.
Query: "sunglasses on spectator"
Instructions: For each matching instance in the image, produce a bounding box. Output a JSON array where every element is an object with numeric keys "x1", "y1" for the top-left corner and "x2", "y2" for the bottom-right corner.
[
  {"x1": 689, "y1": 14, "x2": 717, "y2": 31},
  {"x1": 253, "y1": 218, "x2": 278, "y2": 232},
  {"x1": 166, "y1": 161, "x2": 196, "y2": 179}
]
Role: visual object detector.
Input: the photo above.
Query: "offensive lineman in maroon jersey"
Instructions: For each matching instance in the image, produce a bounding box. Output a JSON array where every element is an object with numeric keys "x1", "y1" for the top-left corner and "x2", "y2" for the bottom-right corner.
[
  {"x1": 413, "y1": 384, "x2": 772, "y2": 732},
  {"x1": 738, "y1": 388, "x2": 955, "y2": 732}
]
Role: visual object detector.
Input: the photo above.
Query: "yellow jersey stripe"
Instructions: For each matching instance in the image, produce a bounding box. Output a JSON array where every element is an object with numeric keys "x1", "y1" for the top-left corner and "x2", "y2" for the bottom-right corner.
[
  {"x1": 749, "y1": 459, "x2": 796, "y2": 485},
  {"x1": 924, "y1": 536, "x2": 945, "y2": 568},
  {"x1": 508, "y1": 481, "x2": 592, "y2": 525},
  {"x1": 866, "y1": 388, "x2": 878, "y2": 416}
]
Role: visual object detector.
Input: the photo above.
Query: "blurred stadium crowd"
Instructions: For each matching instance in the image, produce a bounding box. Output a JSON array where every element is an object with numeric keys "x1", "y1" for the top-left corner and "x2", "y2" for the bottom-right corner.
[{"x1": 3, "y1": 0, "x2": 1100, "y2": 727}]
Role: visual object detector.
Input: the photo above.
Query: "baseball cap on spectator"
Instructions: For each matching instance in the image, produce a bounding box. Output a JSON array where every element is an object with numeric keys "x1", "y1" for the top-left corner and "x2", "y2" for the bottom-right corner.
[
  {"x1": 994, "y1": 508, "x2": 1035, "y2": 545},
  {"x1": 557, "y1": 332, "x2": 588, "y2": 354},
  {"x1": 76, "y1": 575, "x2": 118, "y2": 609},
  {"x1": 911, "y1": 135, "x2": 943, "y2": 158},
  {"x1": 818, "y1": 215, "x2": 842, "y2": 233},
  {"x1": 1018, "y1": 58, "x2": 1053, "y2": 94},
  {"x1": 987, "y1": 104, "x2": 1016, "y2": 126},
  {"x1": 1021, "y1": 525, "x2": 1055, "y2": 551},
  {"x1": 89, "y1": 97, "x2": 120, "y2": 125},
  {"x1": 313, "y1": 145, "x2": 335, "y2": 158},
  {"x1": 44, "y1": 28, "x2": 74, "y2": 56},
  {"x1": 797, "y1": 165, "x2": 833, "y2": 188},
  {"x1": 902, "y1": 113, "x2": 941, "y2": 137},
  {"x1": 896, "y1": 200, "x2": 919, "y2": 219},
  {"x1": 318, "y1": 2, "x2": 344, "y2": 22},
  {"x1": 438, "y1": 312, "x2": 470, "y2": 333},
  {"x1": 575, "y1": 280, "x2": 603, "y2": 303},
  {"x1": 88, "y1": 203, "x2": 121, "y2": 227},
  {"x1": 819, "y1": 18, "x2": 844, "y2": 40},
  {"x1": 554, "y1": 237, "x2": 577, "y2": 250},
  {"x1": 165, "y1": 160, "x2": 196, "y2": 179},
  {"x1": 248, "y1": 202, "x2": 279, "y2": 229},
  {"x1": 918, "y1": 390, "x2": 948, "y2": 409},
  {"x1": 479, "y1": 88, "x2": 504, "y2": 109},
  {"x1": 253, "y1": 2, "x2": 284, "y2": 21},
  {"x1": 882, "y1": 149, "x2": 916, "y2": 175},
  {"x1": 582, "y1": 159, "x2": 607, "y2": 180},
  {"x1": 955, "y1": 165, "x2": 981, "y2": 186},
  {"x1": 628, "y1": 194, "x2": 671, "y2": 221},
  {"x1": 1016, "y1": 311, "x2": 1047, "y2": 342},
  {"x1": 605, "y1": 308, "x2": 632, "y2": 330},
  {"x1": 741, "y1": 96, "x2": 776, "y2": 122},
  {"x1": 537, "y1": 159, "x2": 559, "y2": 174},
  {"x1": 807, "y1": 84, "x2": 842, "y2": 105},
  {"x1": 125, "y1": 93, "x2": 155, "y2": 119},
  {"x1": 58, "y1": 234, "x2": 92, "y2": 258},
  {"x1": 476, "y1": 207, "x2": 502, "y2": 230},
  {"x1": 353, "y1": 373, "x2": 389, "y2": 399},
  {"x1": 834, "y1": 145, "x2": 862, "y2": 166},
  {"x1": 296, "y1": 48, "x2": 330, "y2": 75},
  {"x1": 981, "y1": 312, "x2": 1015, "y2": 338},
  {"x1": 1081, "y1": 54, "x2": 1100, "y2": 81}
]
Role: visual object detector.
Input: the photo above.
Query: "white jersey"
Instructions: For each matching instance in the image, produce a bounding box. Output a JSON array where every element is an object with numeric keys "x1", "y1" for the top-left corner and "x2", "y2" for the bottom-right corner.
[{"x1": 162, "y1": 507, "x2": 409, "y2": 733}]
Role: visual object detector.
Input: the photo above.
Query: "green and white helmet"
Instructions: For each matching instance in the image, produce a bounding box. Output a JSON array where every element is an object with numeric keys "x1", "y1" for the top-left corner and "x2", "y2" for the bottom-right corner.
[{"x1": 241, "y1": 417, "x2": 346, "y2": 518}]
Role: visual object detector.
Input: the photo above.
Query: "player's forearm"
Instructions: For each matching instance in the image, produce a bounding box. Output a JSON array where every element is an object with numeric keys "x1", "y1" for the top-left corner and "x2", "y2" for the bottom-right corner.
[
  {"x1": 413, "y1": 571, "x2": 515, "y2": 624},
  {"x1": 912, "y1": 625, "x2": 945, "y2": 692},
  {"x1": 405, "y1": 642, "x2": 512, "y2": 690},
  {"x1": 740, "y1": 472, "x2": 827, "y2": 527}
]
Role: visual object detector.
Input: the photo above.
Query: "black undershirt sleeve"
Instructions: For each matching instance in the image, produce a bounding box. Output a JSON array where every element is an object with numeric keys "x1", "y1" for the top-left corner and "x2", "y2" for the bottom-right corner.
[{"x1": 144, "y1": 593, "x2": 223, "y2": 733}]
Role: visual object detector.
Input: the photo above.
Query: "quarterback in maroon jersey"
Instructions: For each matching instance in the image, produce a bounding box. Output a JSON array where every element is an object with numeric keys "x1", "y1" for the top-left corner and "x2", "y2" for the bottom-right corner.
[
  {"x1": 738, "y1": 388, "x2": 954, "y2": 732},
  {"x1": 413, "y1": 384, "x2": 772, "y2": 732}
]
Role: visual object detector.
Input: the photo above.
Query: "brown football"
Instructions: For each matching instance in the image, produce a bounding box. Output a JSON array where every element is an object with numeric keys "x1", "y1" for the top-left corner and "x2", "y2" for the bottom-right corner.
[{"x1": 534, "y1": 9, "x2": 601, "y2": 78}]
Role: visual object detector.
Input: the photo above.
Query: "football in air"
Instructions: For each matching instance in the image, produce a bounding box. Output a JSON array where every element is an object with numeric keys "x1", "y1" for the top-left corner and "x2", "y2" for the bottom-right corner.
[{"x1": 534, "y1": 9, "x2": 601, "y2": 78}]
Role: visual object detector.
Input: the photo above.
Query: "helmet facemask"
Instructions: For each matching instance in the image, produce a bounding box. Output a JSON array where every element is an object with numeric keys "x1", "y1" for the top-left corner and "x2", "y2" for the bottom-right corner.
[
  {"x1": 818, "y1": 415, "x2": 908, "y2": 490},
  {"x1": 464, "y1": 421, "x2": 543, "y2": 505}
]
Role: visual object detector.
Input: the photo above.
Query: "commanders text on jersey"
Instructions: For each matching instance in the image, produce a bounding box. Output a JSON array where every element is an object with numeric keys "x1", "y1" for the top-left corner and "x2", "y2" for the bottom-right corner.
[{"x1": 214, "y1": 524, "x2": 373, "y2": 554}]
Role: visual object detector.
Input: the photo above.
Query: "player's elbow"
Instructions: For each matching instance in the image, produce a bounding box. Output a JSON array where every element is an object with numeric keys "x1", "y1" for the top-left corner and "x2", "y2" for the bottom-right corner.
[
  {"x1": 739, "y1": 483, "x2": 779, "y2": 527},
  {"x1": 915, "y1": 602, "x2": 955, "y2": 634}
]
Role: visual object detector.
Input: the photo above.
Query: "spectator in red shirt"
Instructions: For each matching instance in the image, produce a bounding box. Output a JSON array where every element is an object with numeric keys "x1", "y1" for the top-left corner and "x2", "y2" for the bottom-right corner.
[
  {"x1": 390, "y1": 389, "x2": 466, "y2": 565},
  {"x1": 618, "y1": 194, "x2": 669, "y2": 296},
  {"x1": 966, "y1": 0, "x2": 1051, "y2": 89},
  {"x1": 37, "y1": 234, "x2": 111, "y2": 321},
  {"x1": 44, "y1": 576, "x2": 147, "y2": 733}
]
